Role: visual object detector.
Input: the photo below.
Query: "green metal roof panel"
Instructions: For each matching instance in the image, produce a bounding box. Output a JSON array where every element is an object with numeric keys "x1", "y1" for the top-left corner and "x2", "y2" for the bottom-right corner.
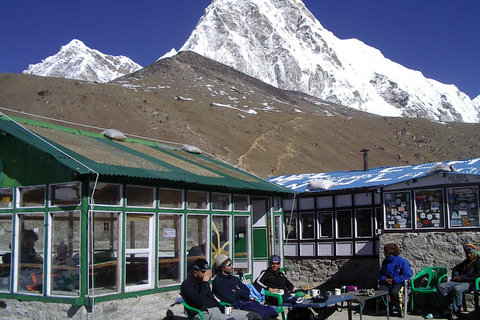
[{"x1": 0, "y1": 116, "x2": 294, "y2": 195}]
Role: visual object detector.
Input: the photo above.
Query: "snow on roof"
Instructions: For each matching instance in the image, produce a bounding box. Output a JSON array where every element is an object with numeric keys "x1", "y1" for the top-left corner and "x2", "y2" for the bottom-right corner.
[{"x1": 268, "y1": 158, "x2": 480, "y2": 193}]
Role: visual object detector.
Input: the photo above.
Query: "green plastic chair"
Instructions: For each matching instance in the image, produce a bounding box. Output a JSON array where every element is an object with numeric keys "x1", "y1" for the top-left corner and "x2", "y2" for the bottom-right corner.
[
  {"x1": 171, "y1": 296, "x2": 204, "y2": 320},
  {"x1": 462, "y1": 277, "x2": 480, "y2": 318},
  {"x1": 410, "y1": 266, "x2": 448, "y2": 311},
  {"x1": 264, "y1": 290, "x2": 286, "y2": 320}
]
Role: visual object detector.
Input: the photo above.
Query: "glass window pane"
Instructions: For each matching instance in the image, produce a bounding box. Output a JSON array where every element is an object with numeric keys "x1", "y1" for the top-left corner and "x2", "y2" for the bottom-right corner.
[
  {"x1": 212, "y1": 215, "x2": 230, "y2": 275},
  {"x1": 448, "y1": 187, "x2": 479, "y2": 228},
  {"x1": 337, "y1": 210, "x2": 352, "y2": 238},
  {"x1": 300, "y1": 212, "x2": 315, "y2": 239},
  {"x1": 284, "y1": 214, "x2": 297, "y2": 240},
  {"x1": 186, "y1": 215, "x2": 208, "y2": 270},
  {"x1": 318, "y1": 212, "x2": 333, "y2": 238},
  {"x1": 51, "y1": 211, "x2": 80, "y2": 296},
  {"x1": 273, "y1": 198, "x2": 281, "y2": 211},
  {"x1": 126, "y1": 185, "x2": 155, "y2": 207},
  {"x1": 90, "y1": 183, "x2": 122, "y2": 206},
  {"x1": 158, "y1": 214, "x2": 182, "y2": 286},
  {"x1": 384, "y1": 192, "x2": 412, "y2": 229},
  {"x1": 299, "y1": 198, "x2": 314, "y2": 210},
  {"x1": 415, "y1": 189, "x2": 444, "y2": 229},
  {"x1": 212, "y1": 193, "x2": 230, "y2": 210},
  {"x1": 187, "y1": 191, "x2": 208, "y2": 210},
  {"x1": 159, "y1": 188, "x2": 183, "y2": 209},
  {"x1": 16, "y1": 214, "x2": 44, "y2": 294},
  {"x1": 355, "y1": 209, "x2": 373, "y2": 237},
  {"x1": 375, "y1": 207, "x2": 383, "y2": 230},
  {"x1": 90, "y1": 212, "x2": 119, "y2": 295},
  {"x1": 125, "y1": 214, "x2": 152, "y2": 288},
  {"x1": 0, "y1": 188, "x2": 13, "y2": 209},
  {"x1": 0, "y1": 214, "x2": 12, "y2": 291},
  {"x1": 18, "y1": 186, "x2": 45, "y2": 207},
  {"x1": 233, "y1": 195, "x2": 249, "y2": 211},
  {"x1": 50, "y1": 182, "x2": 81, "y2": 206},
  {"x1": 233, "y1": 216, "x2": 250, "y2": 274}
]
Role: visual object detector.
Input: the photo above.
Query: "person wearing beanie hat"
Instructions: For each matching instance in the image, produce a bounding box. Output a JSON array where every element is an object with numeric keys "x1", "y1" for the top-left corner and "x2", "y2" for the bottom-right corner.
[
  {"x1": 213, "y1": 255, "x2": 277, "y2": 320},
  {"x1": 437, "y1": 245, "x2": 480, "y2": 320},
  {"x1": 181, "y1": 258, "x2": 254, "y2": 320},
  {"x1": 214, "y1": 254, "x2": 230, "y2": 272},
  {"x1": 378, "y1": 243, "x2": 412, "y2": 317}
]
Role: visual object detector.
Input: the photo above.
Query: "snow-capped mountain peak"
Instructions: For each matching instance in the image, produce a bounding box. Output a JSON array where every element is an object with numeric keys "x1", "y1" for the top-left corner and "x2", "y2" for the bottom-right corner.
[
  {"x1": 180, "y1": 0, "x2": 479, "y2": 123},
  {"x1": 23, "y1": 39, "x2": 142, "y2": 83}
]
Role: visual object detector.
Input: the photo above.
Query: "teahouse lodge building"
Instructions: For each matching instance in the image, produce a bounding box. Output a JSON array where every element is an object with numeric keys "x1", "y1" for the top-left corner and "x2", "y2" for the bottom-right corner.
[
  {"x1": 0, "y1": 115, "x2": 294, "y2": 314},
  {"x1": 268, "y1": 157, "x2": 480, "y2": 287}
]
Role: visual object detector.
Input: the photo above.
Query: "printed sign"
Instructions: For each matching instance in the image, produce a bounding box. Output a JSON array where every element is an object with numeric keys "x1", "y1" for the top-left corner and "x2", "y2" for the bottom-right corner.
[{"x1": 448, "y1": 186, "x2": 479, "y2": 228}]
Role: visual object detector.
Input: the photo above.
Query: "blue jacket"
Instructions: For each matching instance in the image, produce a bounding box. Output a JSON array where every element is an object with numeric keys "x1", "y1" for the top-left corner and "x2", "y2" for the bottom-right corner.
[
  {"x1": 212, "y1": 273, "x2": 251, "y2": 304},
  {"x1": 379, "y1": 255, "x2": 412, "y2": 286}
]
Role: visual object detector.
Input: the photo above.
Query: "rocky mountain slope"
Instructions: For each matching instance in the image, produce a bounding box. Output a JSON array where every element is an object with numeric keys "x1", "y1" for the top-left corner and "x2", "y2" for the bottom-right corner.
[
  {"x1": 23, "y1": 39, "x2": 142, "y2": 83},
  {"x1": 2, "y1": 52, "x2": 479, "y2": 178},
  {"x1": 180, "y1": 0, "x2": 480, "y2": 123}
]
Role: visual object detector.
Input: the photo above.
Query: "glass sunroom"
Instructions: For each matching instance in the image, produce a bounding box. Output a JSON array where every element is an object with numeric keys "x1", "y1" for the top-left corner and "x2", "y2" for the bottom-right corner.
[{"x1": 0, "y1": 116, "x2": 293, "y2": 307}]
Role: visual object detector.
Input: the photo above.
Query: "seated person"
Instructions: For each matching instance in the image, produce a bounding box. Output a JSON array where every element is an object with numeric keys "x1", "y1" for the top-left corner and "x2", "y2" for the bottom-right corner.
[
  {"x1": 19, "y1": 229, "x2": 43, "y2": 292},
  {"x1": 181, "y1": 258, "x2": 255, "y2": 320},
  {"x1": 20, "y1": 229, "x2": 43, "y2": 264},
  {"x1": 254, "y1": 255, "x2": 293, "y2": 304},
  {"x1": 437, "y1": 244, "x2": 480, "y2": 320},
  {"x1": 212, "y1": 254, "x2": 277, "y2": 320},
  {"x1": 378, "y1": 243, "x2": 412, "y2": 317}
]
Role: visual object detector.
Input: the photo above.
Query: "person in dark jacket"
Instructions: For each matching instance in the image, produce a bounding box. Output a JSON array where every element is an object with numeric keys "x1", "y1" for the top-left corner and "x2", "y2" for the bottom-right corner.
[
  {"x1": 253, "y1": 255, "x2": 294, "y2": 295},
  {"x1": 181, "y1": 258, "x2": 254, "y2": 320},
  {"x1": 437, "y1": 244, "x2": 480, "y2": 320},
  {"x1": 378, "y1": 243, "x2": 412, "y2": 318},
  {"x1": 212, "y1": 254, "x2": 277, "y2": 320}
]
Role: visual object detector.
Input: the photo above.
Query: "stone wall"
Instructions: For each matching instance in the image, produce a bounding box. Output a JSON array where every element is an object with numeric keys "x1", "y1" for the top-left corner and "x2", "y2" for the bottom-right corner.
[
  {"x1": 0, "y1": 291, "x2": 184, "y2": 320},
  {"x1": 378, "y1": 231, "x2": 480, "y2": 274}
]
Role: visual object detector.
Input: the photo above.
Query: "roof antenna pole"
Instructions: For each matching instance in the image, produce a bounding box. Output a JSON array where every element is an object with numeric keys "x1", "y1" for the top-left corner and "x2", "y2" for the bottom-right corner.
[{"x1": 361, "y1": 149, "x2": 369, "y2": 171}]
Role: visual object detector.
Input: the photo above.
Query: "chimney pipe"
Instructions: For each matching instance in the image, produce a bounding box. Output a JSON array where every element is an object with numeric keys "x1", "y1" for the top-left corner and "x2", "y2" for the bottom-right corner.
[{"x1": 361, "y1": 149, "x2": 369, "y2": 171}]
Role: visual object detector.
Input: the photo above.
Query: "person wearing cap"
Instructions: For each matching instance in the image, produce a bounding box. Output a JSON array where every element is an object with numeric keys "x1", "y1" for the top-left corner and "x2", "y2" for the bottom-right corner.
[
  {"x1": 253, "y1": 255, "x2": 294, "y2": 295},
  {"x1": 181, "y1": 258, "x2": 254, "y2": 320},
  {"x1": 212, "y1": 254, "x2": 277, "y2": 320},
  {"x1": 437, "y1": 244, "x2": 480, "y2": 320},
  {"x1": 378, "y1": 243, "x2": 412, "y2": 318}
]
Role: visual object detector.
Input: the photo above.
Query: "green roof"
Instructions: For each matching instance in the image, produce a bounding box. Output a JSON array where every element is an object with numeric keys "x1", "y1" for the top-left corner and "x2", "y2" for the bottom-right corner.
[{"x1": 0, "y1": 115, "x2": 294, "y2": 195}]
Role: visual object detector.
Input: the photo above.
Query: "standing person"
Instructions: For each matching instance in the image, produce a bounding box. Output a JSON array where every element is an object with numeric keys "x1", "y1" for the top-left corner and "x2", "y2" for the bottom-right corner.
[
  {"x1": 253, "y1": 255, "x2": 294, "y2": 295},
  {"x1": 437, "y1": 244, "x2": 480, "y2": 320},
  {"x1": 212, "y1": 254, "x2": 277, "y2": 320},
  {"x1": 378, "y1": 243, "x2": 412, "y2": 318},
  {"x1": 181, "y1": 258, "x2": 255, "y2": 320}
]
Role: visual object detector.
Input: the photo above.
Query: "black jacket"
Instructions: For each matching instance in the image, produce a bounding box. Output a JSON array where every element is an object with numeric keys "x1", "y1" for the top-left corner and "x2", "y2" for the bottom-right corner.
[
  {"x1": 181, "y1": 270, "x2": 223, "y2": 316},
  {"x1": 452, "y1": 257, "x2": 480, "y2": 288},
  {"x1": 212, "y1": 273, "x2": 251, "y2": 304},
  {"x1": 253, "y1": 268, "x2": 294, "y2": 293}
]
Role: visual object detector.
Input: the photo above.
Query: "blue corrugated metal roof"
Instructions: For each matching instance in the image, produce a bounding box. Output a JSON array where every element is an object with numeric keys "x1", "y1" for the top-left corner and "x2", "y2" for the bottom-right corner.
[{"x1": 269, "y1": 158, "x2": 480, "y2": 193}]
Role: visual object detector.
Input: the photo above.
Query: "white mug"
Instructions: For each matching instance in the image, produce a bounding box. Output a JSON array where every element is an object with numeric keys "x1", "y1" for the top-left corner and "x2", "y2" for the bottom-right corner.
[
  {"x1": 311, "y1": 289, "x2": 320, "y2": 297},
  {"x1": 334, "y1": 288, "x2": 341, "y2": 295},
  {"x1": 224, "y1": 306, "x2": 233, "y2": 315}
]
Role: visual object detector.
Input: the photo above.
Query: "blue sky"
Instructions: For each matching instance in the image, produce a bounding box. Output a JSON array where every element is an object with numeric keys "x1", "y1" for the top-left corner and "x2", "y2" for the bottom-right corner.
[{"x1": 1, "y1": 0, "x2": 478, "y2": 99}]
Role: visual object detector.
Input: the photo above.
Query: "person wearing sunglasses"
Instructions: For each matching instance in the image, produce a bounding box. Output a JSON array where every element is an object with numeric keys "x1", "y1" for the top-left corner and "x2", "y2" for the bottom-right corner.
[
  {"x1": 181, "y1": 258, "x2": 254, "y2": 320},
  {"x1": 253, "y1": 255, "x2": 294, "y2": 299},
  {"x1": 213, "y1": 254, "x2": 278, "y2": 320}
]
